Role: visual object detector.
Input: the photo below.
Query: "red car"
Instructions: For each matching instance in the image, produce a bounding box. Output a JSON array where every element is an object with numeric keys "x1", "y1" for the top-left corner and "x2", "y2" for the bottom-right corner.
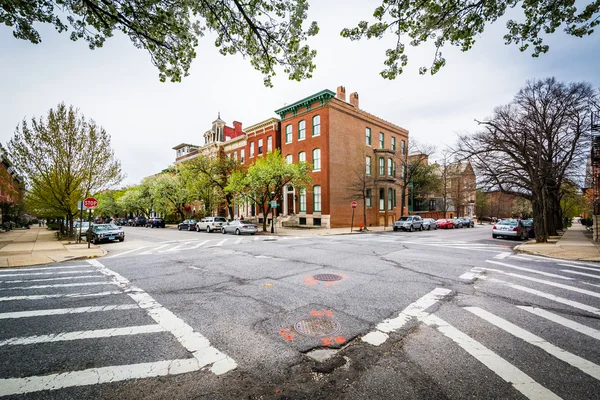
[{"x1": 436, "y1": 219, "x2": 455, "y2": 229}]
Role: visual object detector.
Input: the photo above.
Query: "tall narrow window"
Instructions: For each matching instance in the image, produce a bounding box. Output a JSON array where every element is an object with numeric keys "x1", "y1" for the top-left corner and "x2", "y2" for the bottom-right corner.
[
  {"x1": 393, "y1": 189, "x2": 397, "y2": 207},
  {"x1": 299, "y1": 189, "x2": 307, "y2": 212},
  {"x1": 401, "y1": 140, "x2": 406, "y2": 155},
  {"x1": 392, "y1": 137, "x2": 396, "y2": 151},
  {"x1": 313, "y1": 148, "x2": 321, "y2": 171},
  {"x1": 313, "y1": 185, "x2": 321, "y2": 212},
  {"x1": 379, "y1": 157, "x2": 385, "y2": 175},
  {"x1": 286, "y1": 125, "x2": 292, "y2": 143},
  {"x1": 388, "y1": 188, "x2": 393, "y2": 210},
  {"x1": 298, "y1": 151, "x2": 306, "y2": 163},
  {"x1": 402, "y1": 165, "x2": 406, "y2": 178},
  {"x1": 267, "y1": 136, "x2": 272, "y2": 152},
  {"x1": 379, "y1": 188, "x2": 385, "y2": 211},
  {"x1": 366, "y1": 189, "x2": 372, "y2": 207},
  {"x1": 366, "y1": 156, "x2": 371, "y2": 175},
  {"x1": 393, "y1": 162, "x2": 397, "y2": 177},
  {"x1": 286, "y1": 154, "x2": 292, "y2": 164},
  {"x1": 298, "y1": 120, "x2": 306, "y2": 140},
  {"x1": 233, "y1": 152, "x2": 237, "y2": 161},
  {"x1": 258, "y1": 139, "x2": 263, "y2": 155},
  {"x1": 379, "y1": 132, "x2": 384, "y2": 149},
  {"x1": 387, "y1": 158, "x2": 392, "y2": 176},
  {"x1": 241, "y1": 149, "x2": 245, "y2": 163},
  {"x1": 366, "y1": 128, "x2": 372, "y2": 145},
  {"x1": 250, "y1": 142, "x2": 255, "y2": 157},
  {"x1": 312, "y1": 115, "x2": 321, "y2": 136}
]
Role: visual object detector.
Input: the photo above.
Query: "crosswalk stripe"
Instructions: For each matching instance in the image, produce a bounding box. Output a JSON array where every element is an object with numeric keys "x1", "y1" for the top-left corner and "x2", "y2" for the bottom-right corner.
[
  {"x1": 1, "y1": 275, "x2": 100, "y2": 284},
  {"x1": 235, "y1": 238, "x2": 243, "y2": 244},
  {"x1": 493, "y1": 253, "x2": 511, "y2": 259},
  {"x1": 0, "y1": 265, "x2": 90, "y2": 272},
  {"x1": 0, "y1": 281, "x2": 112, "y2": 291},
  {"x1": 0, "y1": 291, "x2": 122, "y2": 302},
  {"x1": 210, "y1": 239, "x2": 228, "y2": 247},
  {"x1": 140, "y1": 244, "x2": 170, "y2": 254},
  {"x1": 421, "y1": 314, "x2": 560, "y2": 400},
  {"x1": 0, "y1": 324, "x2": 165, "y2": 346},
  {"x1": 159, "y1": 242, "x2": 193, "y2": 253},
  {"x1": 561, "y1": 270, "x2": 600, "y2": 280},
  {"x1": 559, "y1": 264, "x2": 600, "y2": 273},
  {"x1": 0, "y1": 304, "x2": 139, "y2": 320},
  {"x1": 466, "y1": 306, "x2": 600, "y2": 381},
  {"x1": 485, "y1": 260, "x2": 573, "y2": 280},
  {"x1": 486, "y1": 278, "x2": 600, "y2": 316},
  {"x1": 0, "y1": 270, "x2": 96, "y2": 278},
  {"x1": 518, "y1": 306, "x2": 600, "y2": 341},
  {"x1": 106, "y1": 247, "x2": 147, "y2": 259}
]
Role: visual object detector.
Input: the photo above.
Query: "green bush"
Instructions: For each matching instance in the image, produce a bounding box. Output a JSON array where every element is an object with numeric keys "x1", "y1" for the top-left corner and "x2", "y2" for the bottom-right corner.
[{"x1": 47, "y1": 223, "x2": 60, "y2": 230}]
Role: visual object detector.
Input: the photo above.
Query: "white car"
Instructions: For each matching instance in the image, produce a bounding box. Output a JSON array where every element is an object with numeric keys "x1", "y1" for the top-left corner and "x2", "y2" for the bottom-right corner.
[{"x1": 196, "y1": 216, "x2": 228, "y2": 232}]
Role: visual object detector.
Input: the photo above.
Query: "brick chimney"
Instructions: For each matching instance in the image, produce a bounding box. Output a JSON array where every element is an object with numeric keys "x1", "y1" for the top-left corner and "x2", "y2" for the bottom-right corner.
[
  {"x1": 349, "y1": 92, "x2": 359, "y2": 109},
  {"x1": 233, "y1": 121, "x2": 242, "y2": 135},
  {"x1": 336, "y1": 86, "x2": 346, "y2": 102}
]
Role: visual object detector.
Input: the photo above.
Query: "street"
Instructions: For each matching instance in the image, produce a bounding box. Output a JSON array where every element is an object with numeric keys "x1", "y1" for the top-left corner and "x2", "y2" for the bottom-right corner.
[{"x1": 2, "y1": 225, "x2": 600, "y2": 399}]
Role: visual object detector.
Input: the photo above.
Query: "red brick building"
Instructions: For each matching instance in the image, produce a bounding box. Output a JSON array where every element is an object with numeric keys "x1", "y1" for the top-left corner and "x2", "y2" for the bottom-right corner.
[
  {"x1": 275, "y1": 86, "x2": 409, "y2": 228},
  {"x1": 0, "y1": 149, "x2": 24, "y2": 224}
]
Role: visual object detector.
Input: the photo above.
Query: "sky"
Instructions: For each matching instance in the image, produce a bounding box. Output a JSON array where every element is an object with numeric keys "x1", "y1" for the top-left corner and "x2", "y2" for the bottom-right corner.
[{"x1": 1, "y1": 1, "x2": 599, "y2": 187}]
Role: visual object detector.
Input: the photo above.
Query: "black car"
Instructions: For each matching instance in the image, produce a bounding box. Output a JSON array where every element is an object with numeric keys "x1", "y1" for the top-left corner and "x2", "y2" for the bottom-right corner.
[
  {"x1": 133, "y1": 216, "x2": 147, "y2": 227},
  {"x1": 115, "y1": 218, "x2": 128, "y2": 226},
  {"x1": 87, "y1": 224, "x2": 125, "y2": 244},
  {"x1": 178, "y1": 219, "x2": 197, "y2": 231},
  {"x1": 459, "y1": 217, "x2": 475, "y2": 228},
  {"x1": 146, "y1": 217, "x2": 165, "y2": 228}
]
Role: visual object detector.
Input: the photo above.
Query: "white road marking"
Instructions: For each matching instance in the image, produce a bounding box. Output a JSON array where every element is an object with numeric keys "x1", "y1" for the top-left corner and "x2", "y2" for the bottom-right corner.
[
  {"x1": 186, "y1": 240, "x2": 210, "y2": 249},
  {"x1": 0, "y1": 270, "x2": 96, "y2": 278},
  {"x1": 0, "y1": 325, "x2": 165, "y2": 346},
  {"x1": 486, "y1": 277, "x2": 600, "y2": 316},
  {"x1": 0, "y1": 265, "x2": 89, "y2": 272},
  {"x1": 1, "y1": 275, "x2": 100, "y2": 284},
  {"x1": 0, "y1": 281, "x2": 111, "y2": 291},
  {"x1": 0, "y1": 358, "x2": 201, "y2": 396},
  {"x1": 510, "y1": 255, "x2": 535, "y2": 261},
  {"x1": 485, "y1": 260, "x2": 573, "y2": 280},
  {"x1": 88, "y1": 259, "x2": 236, "y2": 374},
  {"x1": 561, "y1": 270, "x2": 600, "y2": 280},
  {"x1": 0, "y1": 304, "x2": 139, "y2": 320},
  {"x1": 493, "y1": 253, "x2": 512, "y2": 259},
  {"x1": 559, "y1": 264, "x2": 600, "y2": 273},
  {"x1": 460, "y1": 268, "x2": 485, "y2": 281},
  {"x1": 422, "y1": 314, "x2": 560, "y2": 400},
  {"x1": 208, "y1": 239, "x2": 228, "y2": 247},
  {"x1": 106, "y1": 247, "x2": 147, "y2": 258},
  {"x1": 0, "y1": 291, "x2": 121, "y2": 302},
  {"x1": 362, "y1": 287, "x2": 452, "y2": 346},
  {"x1": 140, "y1": 244, "x2": 170, "y2": 254},
  {"x1": 518, "y1": 306, "x2": 600, "y2": 341},
  {"x1": 466, "y1": 306, "x2": 600, "y2": 381},
  {"x1": 234, "y1": 238, "x2": 243, "y2": 245},
  {"x1": 159, "y1": 242, "x2": 193, "y2": 253}
]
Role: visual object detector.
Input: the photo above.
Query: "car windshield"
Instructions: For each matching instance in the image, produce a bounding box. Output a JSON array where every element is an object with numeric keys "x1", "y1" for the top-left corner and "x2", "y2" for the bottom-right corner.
[
  {"x1": 93, "y1": 224, "x2": 112, "y2": 232},
  {"x1": 521, "y1": 220, "x2": 533, "y2": 227},
  {"x1": 216, "y1": 217, "x2": 226, "y2": 222},
  {"x1": 398, "y1": 217, "x2": 410, "y2": 221},
  {"x1": 498, "y1": 220, "x2": 518, "y2": 226}
]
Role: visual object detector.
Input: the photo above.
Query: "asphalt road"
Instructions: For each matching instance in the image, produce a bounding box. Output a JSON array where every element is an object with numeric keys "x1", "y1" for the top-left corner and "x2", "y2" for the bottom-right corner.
[{"x1": 2, "y1": 225, "x2": 600, "y2": 399}]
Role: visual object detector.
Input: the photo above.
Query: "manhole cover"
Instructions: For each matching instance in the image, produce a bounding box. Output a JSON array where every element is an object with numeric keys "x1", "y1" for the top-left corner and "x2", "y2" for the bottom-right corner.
[
  {"x1": 313, "y1": 274, "x2": 342, "y2": 282},
  {"x1": 294, "y1": 317, "x2": 341, "y2": 337}
]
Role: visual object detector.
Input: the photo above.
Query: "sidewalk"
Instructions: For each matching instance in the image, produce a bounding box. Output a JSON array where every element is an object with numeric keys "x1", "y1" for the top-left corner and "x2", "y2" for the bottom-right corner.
[
  {"x1": 0, "y1": 226, "x2": 106, "y2": 268},
  {"x1": 515, "y1": 223, "x2": 600, "y2": 262}
]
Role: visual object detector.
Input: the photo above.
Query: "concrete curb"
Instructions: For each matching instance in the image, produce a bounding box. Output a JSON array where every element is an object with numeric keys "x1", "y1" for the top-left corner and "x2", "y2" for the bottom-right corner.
[{"x1": 514, "y1": 244, "x2": 600, "y2": 263}]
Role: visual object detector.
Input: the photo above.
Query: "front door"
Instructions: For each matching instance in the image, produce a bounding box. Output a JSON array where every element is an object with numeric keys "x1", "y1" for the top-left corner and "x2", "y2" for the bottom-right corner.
[{"x1": 287, "y1": 193, "x2": 294, "y2": 215}]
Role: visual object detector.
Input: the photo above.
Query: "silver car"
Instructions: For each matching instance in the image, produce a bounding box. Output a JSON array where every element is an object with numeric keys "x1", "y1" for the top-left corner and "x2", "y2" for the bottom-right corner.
[
  {"x1": 492, "y1": 219, "x2": 528, "y2": 240},
  {"x1": 221, "y1": 220, "x2": 258, "y2": 235},
  {"x1": 393, "y1": 216, "x2": 423, "y2": 232},
  {"x1": 422, "y1": 218, "x2": 438, "y2": 230}
]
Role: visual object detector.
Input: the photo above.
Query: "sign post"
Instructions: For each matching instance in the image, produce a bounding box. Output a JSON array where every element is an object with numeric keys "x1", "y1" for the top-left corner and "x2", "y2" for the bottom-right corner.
[
  {"x1": 77, "y1": 201, "x2": 86, "y2": 244},
  {"x1": 83, "y1": 197, "x2": 98, "y2": 248},
  {"x1": 269, "y1": 200, "x2": 278, "y2": 234},
  {"x1": 351, "y1": 201, "x2": 357, "y2": 232}
]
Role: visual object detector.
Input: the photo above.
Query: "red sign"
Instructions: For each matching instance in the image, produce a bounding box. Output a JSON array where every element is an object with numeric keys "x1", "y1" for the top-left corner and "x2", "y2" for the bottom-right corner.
[
  {"x1": 83, "y1": 197, "x2": 98, "y2": 209},
  {"x1": 351, "y1": 201, "x2": 357, "y2": 208}
]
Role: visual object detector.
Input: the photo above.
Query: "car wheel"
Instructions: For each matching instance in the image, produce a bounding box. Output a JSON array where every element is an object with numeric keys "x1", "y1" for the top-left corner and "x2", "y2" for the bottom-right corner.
[
  {"x1": 419, "y1": 225, "x2": 423, "y2": 231},
  {"x1": 178, "y1": 226, "x2": 181, "y2": 231},
  {"x1": 428, "y1": 225, "x2": 431, "y2": 230},
  {"x1": 206, "y1": 226, "x2": 211, "y2": 233},
  {"x1": 188, "y1": 226, "x2": 192, "y2": 231},
  {"x1": 492, "y1": 234, "x2": 498, "y2": 238},
  {"x1": 92, "y1": 238, "x2": 97, "y2": 244},
  {"x1": 196, "y1": 226, "x2": 200, "y2": 232},
  {"x1": 235, "y1": 229, "x2": 241, "y2": 235},
  {"x1": 393, "y1": 226, "x2": 398, "y2": 232},
  {"x1": 119, "y1": 238, "x2": 124, "y2": 242},
  {"x1": 222, "y1": 228, "x2": 226, "y2": 234},
  {"x1": 409, "y1": 225, "x2": 414, "y2": 232}
]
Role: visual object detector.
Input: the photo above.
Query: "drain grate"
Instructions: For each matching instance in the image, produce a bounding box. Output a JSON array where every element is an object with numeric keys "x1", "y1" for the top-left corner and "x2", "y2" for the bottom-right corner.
[
  {"x1": 294, "y1": 317, "x2": 341, "y2": 338},
  {"x1": 313, "y1": 274, "x2": 342, "y2": 282}
]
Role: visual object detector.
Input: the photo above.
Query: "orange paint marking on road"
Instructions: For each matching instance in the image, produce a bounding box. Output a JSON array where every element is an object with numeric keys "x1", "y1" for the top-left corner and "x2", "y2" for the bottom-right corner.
[
  {"x1": 321, "y1": 337, "x2": 334, "y2": 346},
  {"x1": 335, "y1": 336, "x2": 346, "y2": 344},
  {"x1": 278, "y1": 328, "x2": 296, "y2": 341},
  {"x1": 324, "y1": 310, "x2": 333, "y2": 317}
]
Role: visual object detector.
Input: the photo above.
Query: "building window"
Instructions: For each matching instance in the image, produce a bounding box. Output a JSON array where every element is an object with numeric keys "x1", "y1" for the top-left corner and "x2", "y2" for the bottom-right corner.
[
  {"x1": 387, "y1": 158, "x2": 392, "y2": 176},
  {"x1": 313, "y1": 115, "x2": 321, "y2": 136},
  {"x1": 313, "y1": 148, "x2": 321, "y2": 171},
  {"x1": 379, "y1": 132, "x2": 384, "y2": 149},
  {"x1": 429, "y1": 199, "x2": 436, "y2": 210},
  {"x1": 379, "y1": 188, "x2": 385, "y2": 211},
  {"x1": 298, "y1": 120, "x2": 306, "y2": 140},
  {"x1": 250, "y1": 142, "x2": 255, "y2": 157},
  {"x1": 402, "y1": 140, "x2": 406, "y2": 155},
  {"x1": 299, "y1": 217, "x2": 307, "y2": 225},
  {"x1": 233, "y1": 152, "x2": 237, "y2": 161},
  {"x1": 258, "y1": 139, "x2": 263, "y2": 155},
  {"x1": 286, "y1": 124, "x2": 292, "y2": 143},
  {"x1": 299, "y1": 151, "x2": 306, "y2": 163},
  {"x1": 286, "y1": 154, "x2": 292, "y2": 164},
  {"x1": 299, "y1": 188, "x2": 306, "y2": 212},
  {"x1": 241, "y1": 149, "x2": 245, "y2": 163},
  {"x1": 366, "y1": 156, "x2": 371, "y2": 175},
  {"x1": 313, "y1": 185, "x2": 321, "y2": 212},
  {"x1": 402, "y1": 165, "x2": 406, "y2": 178},
  {"x1": 392, "y1": 162, "x2": 397, "y2": 177},
  {"x1": 366, "y1": 189, "x2": 372, "y2": 207},
  {"x1": 366, "y1": 128, "x2": 372, "y2": 145},
  {"x1": 393, "y1": 189, "x2": 397, "y2": 207},
  {"x1": 379, "y1": 157, "x2": 385, "y2": 175},
  {"x1": 392, "y1": 137, "x2": 396, "y2": 151},
  {"x1": 313, "y1": 218, "x2": 322, "y2": 226},
  {"x1": 267, "y1": 136, "x2": 272, "y2": 152},
  {"x1": 388, "y1": 188, "x2": 393, "y2": 210}
]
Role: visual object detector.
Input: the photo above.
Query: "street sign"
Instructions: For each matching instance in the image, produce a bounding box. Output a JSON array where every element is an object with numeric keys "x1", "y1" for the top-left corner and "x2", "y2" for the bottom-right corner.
[
  {"x1": 77, "y1": 201, "x2": 86, "y2": 211},
  {"x1": 270, "y1": 200, "x2": 278, "y2": 207},
  {"x1": 83, "y1": 197, "x2": 98, "y2": 209},
  {"x1": 351, "y1": 201, "x2": 357, "y2": 208}
]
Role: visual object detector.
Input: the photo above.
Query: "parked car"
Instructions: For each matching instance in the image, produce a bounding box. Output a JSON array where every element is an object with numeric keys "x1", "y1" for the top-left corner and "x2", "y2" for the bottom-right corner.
[
  {"x1": 221, "y1": 220, "x2": 258, "y2": 235},
  {"x1": 436, "y1": 219, "x2": 455, "y2": 229},
  {"x1": 115, "y1": 218, "x2": 128, "y2": 226},
  {"x1": 459, "y1": 217, "x2": 475, "y2": 228},
  {"x1": 73, "y1": 221, "x2": 91, "y2": 237},
  {"x1": 393, "y1": 215, "x2": 423, "y2": 231},
  {"x1": 196, "y1": 216, "x2": 228, "y2": 232},
  {"x1": 146, "y1": 217, "x2": 166, "y2": 228},
  {"x1": 521, "y1": 219, "x2": 535, "y2": 238},
  {"x1": 422, "y1": 218, "x2": 438, "y2": 230},
  {"x1": 133, "y1": 216, "x2": 147, "y2": 227},
  {"x1": 178, "y1": 219, "x2": 197, "y2": 231},
  {"x1": 87, "y1": 224, "x2": 124, "y2": 244},
  {"x1": 492, "y1": 219, "x2": 528, "y2": 240},
  {"x1": 126, "y1": 218, "x2": 135, "y2": 226},
  {"x1": 450, "y1": 218, "x2": 463, "y2": 228}
]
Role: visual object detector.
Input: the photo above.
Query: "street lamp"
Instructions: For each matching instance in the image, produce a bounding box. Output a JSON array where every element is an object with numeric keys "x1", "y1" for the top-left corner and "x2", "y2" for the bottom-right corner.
[{"x1": 271, "y1": 191, "x2": 275, "y2": 233}]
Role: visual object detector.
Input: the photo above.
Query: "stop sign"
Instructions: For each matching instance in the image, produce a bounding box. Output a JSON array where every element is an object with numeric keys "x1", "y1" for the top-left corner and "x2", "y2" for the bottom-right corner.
[
  {"x1": 351, "y1": 201, "x2": 357, "y2": 208},
  {"x1": 83, "y1": 197, "x2": 98, "y2": 209}
]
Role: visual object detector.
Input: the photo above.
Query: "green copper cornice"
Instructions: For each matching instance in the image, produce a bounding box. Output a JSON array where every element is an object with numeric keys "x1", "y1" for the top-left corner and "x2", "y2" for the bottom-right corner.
[{"x1": 274, "y1": 89, "x2": 336, "y2": 119}]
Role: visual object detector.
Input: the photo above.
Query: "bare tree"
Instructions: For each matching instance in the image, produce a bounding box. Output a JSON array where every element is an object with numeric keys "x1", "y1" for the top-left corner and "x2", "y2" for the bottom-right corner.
[
  {"x1": 345, "y1": 148, "x2": 375, "y2": 229},
  {"x1": 397, "y1": 140, "x2": 436, "y2": 214}
]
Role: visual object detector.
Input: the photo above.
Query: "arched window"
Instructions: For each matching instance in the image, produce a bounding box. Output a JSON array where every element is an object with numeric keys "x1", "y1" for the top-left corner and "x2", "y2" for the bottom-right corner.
[
  {"x1": 286, "y1": 154, "x2": 292, "y2": 164},
  {"x1": 313, "y1": 149, "x2": 321, "y2": 171},
  {"x1": 298, "y1": 151, "x2": 306, "y2": 163},
  {"x1": 312, "y1": 115, "x2": 321, "y2": 136},
  {"x1": 298, "y1": 120, "x2": 306, "y2": 140},
  {"x1": 286, "y1": 125, "x2": 292, "y2": 143}
]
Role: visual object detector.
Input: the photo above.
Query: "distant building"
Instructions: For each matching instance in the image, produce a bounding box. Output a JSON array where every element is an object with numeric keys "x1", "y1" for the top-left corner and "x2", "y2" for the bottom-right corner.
[{"x1": 0, "y1": 149, "x2": 24, "y2": 224}]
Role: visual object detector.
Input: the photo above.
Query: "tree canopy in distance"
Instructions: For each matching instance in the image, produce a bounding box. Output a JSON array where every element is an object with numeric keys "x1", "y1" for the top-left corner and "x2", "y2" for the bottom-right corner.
[{"x1": 1, "y1": 0, "x2": 318, "y2": 86}]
